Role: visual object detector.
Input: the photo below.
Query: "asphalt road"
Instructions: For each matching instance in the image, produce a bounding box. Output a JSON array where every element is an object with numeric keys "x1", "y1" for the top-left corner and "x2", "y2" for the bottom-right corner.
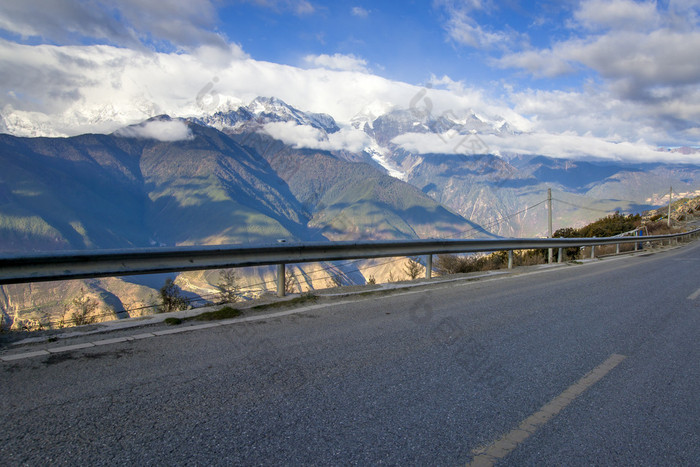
[{"x1": 2, "y1": 242, "x2": 700, "y2": 465}]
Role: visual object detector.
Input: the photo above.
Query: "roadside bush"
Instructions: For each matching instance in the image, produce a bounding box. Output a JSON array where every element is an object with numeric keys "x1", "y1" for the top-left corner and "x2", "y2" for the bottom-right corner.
[
  {"x1": 553, "y1": 227, "x2": 581, "y2": 261},
  {"x1": 513, "y1": 249, "x2": 547, "y2": 266},
  {"x1": 644, "y1": 220, "x2": 682, "y2": 236},
  {"x1": 159, "y1": 278, "x2": 188, "y2": 313},
  {"x1": 63, "y1": 288, "x2": 98, "y2": 326},
  {"x1": 435, "y1": 252, "x2": 508, "y2": 275},
  {"x1": 577, "y1": 212, "x2": 641, "y2": 238},
  {"x1": 216, "y1": 269, "x2": 240, "y2": 304},
  {"x1": 404, "y1": 258, "x2": 424, "y2": 280},
  {"x1": 285, "y1": 268, "x2": 296, "y2": 294}
]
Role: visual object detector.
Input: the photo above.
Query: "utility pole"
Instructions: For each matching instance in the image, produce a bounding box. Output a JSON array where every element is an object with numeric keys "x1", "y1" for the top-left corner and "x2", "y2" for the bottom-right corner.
[
  {"x1": 668, "y1": 185, "x2": 673, "y2": 227},
  {"x1": 548, "y1": 188, "x2": 553, "y2": 264}
]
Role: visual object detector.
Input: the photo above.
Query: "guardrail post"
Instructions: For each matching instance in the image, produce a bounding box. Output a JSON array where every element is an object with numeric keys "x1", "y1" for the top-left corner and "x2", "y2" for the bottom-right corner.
[
  {"x1": 508, "y1": 250, "x2": 513, "y2": 269},
  {"x1": 616, "y1": 243, "x2": 620, "y2": 254},
  {"x1": 591, "y1": 245, "x2": 596, "y2": 259},
  {"x1": 277, "y1": 263, "x2": 286, "y2": 297},
  {"x1": 558, "y1": 248, "x2": 563, "y2": 263},
  {"x1": 425, "y1": 254, "x2": 432, "y2": 279}
]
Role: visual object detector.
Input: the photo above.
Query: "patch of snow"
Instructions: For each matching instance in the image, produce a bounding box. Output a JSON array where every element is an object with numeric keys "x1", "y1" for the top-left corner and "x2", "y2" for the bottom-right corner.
[{"x1": 366, "y1": 144, "x2": 406, "y2": 180}]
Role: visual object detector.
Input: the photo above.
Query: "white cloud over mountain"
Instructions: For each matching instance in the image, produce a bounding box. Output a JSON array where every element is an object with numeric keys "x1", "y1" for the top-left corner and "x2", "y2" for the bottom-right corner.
[
  {"x1": 0, "y1": 0, "x2": 698, "y2": 162},
  {"x1": 303, "y1": 53, "x2": 369, "y2": 72},
  {"x1": 115, "y1": 119, "x2": 193, "y2": 142},
  {"x1": 263, "y1": 121, "x2": 370, "y2": 152},
  {"x1": 0, "y1": 37, "x2": 697, "y2": 162}
]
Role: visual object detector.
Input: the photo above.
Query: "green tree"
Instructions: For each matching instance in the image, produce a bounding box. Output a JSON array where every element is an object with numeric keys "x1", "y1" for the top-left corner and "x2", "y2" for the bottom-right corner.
[
  {"x1": 553, "y1": 227, "x2": 581, "y2": 260},
  {"x1": 159, "y1": 278, "x2": 188, "y2": 313}
]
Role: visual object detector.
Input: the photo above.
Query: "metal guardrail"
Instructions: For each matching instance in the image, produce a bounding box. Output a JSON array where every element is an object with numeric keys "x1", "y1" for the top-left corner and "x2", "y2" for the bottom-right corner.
[{"x1": 1, "y1": 229, "x2": 699, "y2": 296}]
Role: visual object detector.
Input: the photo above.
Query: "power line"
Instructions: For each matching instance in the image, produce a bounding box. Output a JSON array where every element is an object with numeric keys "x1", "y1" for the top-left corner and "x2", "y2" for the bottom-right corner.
[{"x1": 552, "y1": 198, "x2": 617, "y2": 214}]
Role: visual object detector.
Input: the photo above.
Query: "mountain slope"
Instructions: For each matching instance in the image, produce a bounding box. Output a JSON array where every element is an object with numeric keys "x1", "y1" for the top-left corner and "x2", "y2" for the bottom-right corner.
[
  {"x1": 0, "y1": 118, "x2": 318, "y2": 252},
  {"x1": 231, "y1": 132, "x2": 491, "y2": 240}
]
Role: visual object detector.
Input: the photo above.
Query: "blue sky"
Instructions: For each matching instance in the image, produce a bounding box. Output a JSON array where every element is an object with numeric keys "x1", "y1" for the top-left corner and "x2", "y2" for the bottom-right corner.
[
  {"x1": 0, "y1": 1, "x2": 699, "y2": 161},
  {"x1": 217, "y1": 1, "x2": 578, "y2": 88}
]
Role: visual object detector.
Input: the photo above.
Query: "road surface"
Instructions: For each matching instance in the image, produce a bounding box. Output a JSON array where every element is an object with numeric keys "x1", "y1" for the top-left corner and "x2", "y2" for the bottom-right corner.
[{"x1": 2, "y1": 242, "x2": 699, "y2": 465}]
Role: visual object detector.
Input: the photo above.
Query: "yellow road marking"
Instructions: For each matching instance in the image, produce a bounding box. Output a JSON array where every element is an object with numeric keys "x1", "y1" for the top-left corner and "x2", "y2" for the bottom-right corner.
[
  {"x1": 468, "y1": 353, "x2": 627, "y2": 466},
  {"x1": 687, "y1": 287, "x2": 700, "y2": 300}
]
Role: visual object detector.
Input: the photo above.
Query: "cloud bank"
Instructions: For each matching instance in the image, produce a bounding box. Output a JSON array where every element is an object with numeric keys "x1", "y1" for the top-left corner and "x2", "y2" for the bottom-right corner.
[
  {"x1": 0, "y1": 0, "x2": 698, "y2": 163},
  {"x1": 263, "y1": 121, "x2": 371, "y2": 152},
  {"x1": 115, "y1": 119, "x2": 194, "y2": 142}
]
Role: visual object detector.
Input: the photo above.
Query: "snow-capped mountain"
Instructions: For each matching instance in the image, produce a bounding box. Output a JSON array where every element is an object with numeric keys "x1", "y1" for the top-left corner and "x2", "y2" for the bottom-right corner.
[
  {"x1": 206, "y1": 98, "x2": 700, "y2": 238},
  {"x1": 195, "y1": 96, "x2": 340, "y2": 134},
  {"x1": 3, "y1": 93, "x2": 700, "y2": 239}
]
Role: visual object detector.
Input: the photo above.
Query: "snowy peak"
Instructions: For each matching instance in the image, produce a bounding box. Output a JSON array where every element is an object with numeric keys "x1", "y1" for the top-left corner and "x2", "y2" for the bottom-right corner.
[
  {"x1": 248, "y1": 96, "x2": 340, "y2": 133},
  {"x1": 366, "y1": 107, "x2": 518, "y2": 146},
  {"x1": 195, "y1": 96, "x2": 340, "y2": 135}
]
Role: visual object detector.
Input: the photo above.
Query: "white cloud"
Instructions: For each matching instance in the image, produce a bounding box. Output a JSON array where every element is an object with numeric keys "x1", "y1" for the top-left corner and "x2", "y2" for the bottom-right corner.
[
  {"x1": 115, "y1": 119, "x2": 194, "y2": 141},
  {"x1": 351, "y1": 6, "x2": 370, "y2": 18},
  {"x1": 262, "y1": 121, "x2": 371, "y2": 152},
  {"x1": 499, "y1": 2, "x2": 700, "y2": 96},
  {"x1": 496, "y1": 49, "x2": 574, "y2": 78},
  {"x1": 495, "y1": 1, "x2": 700, "y2": 144},
  {"x1": 574, "y1": 0, "x2": 659, "y2": 31},
  {"x1": 0, "y1": 0, "x2": 226, "y2": 50},
  {"x1": 391, "y1": 130, "x2": 700, "y2": 163},
  {"x1": 0, "y1": 37, "x2": 696, "y2": 161},
  {"x1": 434, "y1": 0, "x2": 517, "y2": 49},
  {"x1": 303, "y1": 53, "x2": 369, "y2": 72},
  {"x1": 242, "y1": 0, "x2": 315, "y2": 15}
]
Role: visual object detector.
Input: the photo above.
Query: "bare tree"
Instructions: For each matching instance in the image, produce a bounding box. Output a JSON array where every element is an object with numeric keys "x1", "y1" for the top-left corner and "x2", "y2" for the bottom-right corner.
[
  {"x1": 404, "y1": 258, "x2": 424, "y2": 280},
  {"x1": 285, "y1": 268, "x2": 297, "y2": 294},
  {"x1": 216, "y1": 269, "x2": 240, "y2": 303}
]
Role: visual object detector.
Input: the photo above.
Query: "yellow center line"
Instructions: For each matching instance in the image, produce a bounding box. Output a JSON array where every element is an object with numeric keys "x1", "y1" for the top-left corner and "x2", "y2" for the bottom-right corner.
[
  {"x1": 467, "y1": 353, "x2": 627, "y2": 467},
  {"x1": 687, "y1": 287, "x2": 700, "y2": 300}
]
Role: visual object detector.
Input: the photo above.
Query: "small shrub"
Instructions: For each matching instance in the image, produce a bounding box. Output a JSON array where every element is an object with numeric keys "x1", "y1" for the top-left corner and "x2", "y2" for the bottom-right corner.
[
  {"x1": 515, "y1": 249, "x2": 547, "y2": 266},
  {"x1": 285, "y1": 268, "x2": 296, "y2": 294},
  {"x1": 553, "y1": 228, "x2": 581, "y2": 260},
  {"x1": 159, "y1": 278, "x2": 188, "y2": 313},
  {"x1": 216, "y1": 269, "x2": 240, "y2": 304},
  {"x1": 435, "y1": 254, "x2": 484, "y2": 275},
  {"x1": 404, "y1": 258, "x2": 423, "y2": 280},
  {"x1": 164, "y1": 317, "x2": 183, "y2": 325},
  {"x1": 367, "y1": 275, "x2": 376, "y2": 285},
  {"x1": 64, "y1": 288, "x2": 98, "y2": 326}
]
